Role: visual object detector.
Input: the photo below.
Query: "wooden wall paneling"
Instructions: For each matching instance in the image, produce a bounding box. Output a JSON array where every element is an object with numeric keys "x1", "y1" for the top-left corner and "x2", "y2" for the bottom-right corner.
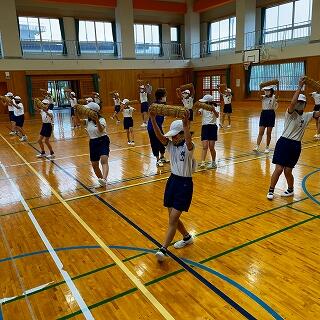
[
  {"x1": 0, "y1": 82, "x2": 9, "y2": 115},
  {"x1": 79, "y1": 79, "x2": 95, "y2": 98}
]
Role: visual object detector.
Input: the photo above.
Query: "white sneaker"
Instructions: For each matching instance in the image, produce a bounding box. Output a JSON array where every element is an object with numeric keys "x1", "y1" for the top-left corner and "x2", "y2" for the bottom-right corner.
[
  {"x1": 264, "y1": 148, "x2": 270, "y2": 154},
  {"x1": 156, "y1": 160, "x2": 164, "y2": 167},
  {"x1": 127, "y1": 141, "x2": 131, "y2": 146},
  {"x1": 140, "y1": 123, "x2": 147, "y2": 127},
  {"x1": 199, "y1": 161, "x2": 206, "y2": 169},
  {"x1": 46, "y1": 154, "x2": 55, "y2": 159},
  {"x1": 36, "y1": 153, "x2": 47, "y2": 158},
  {"x1": 110, "y1": 116, "x2": 114, "y2": 120},
  {"x1": 207, "y1": 161, "x2": 217, "y2": 169},
  {"x1": 227, "y1": 125, "x2": 231, "y2": 128},
  {"x1": 281, "y1": 190, "x2": 294, "y2": 197},
  {"x1": 155, "y1": 250, "x2": 166, "y2": 262},
  {"x1": 20, "y1": 136, "x2": 27, "y2": 142},
  {"x1": 9, "y1": 131, "x2": 16, "y2": 135},
  {"x1": 98, "y1": 178, "x2": 107, "y2": 187},
  {"x1": 253, "y1": 146, "x2": 260, "y2": 152},
  {"x1": 267, "y1": 192, "x2": 274, "y2": 200},
  {"x1": 173, "y1": 236, "x2": 193, "y2": 249},
  {"x1": 130, "y1": 141, "x2": 135, "y2": 146},
  {"x1": 314, "y1": 134, "x2": 320, "y2": 140}
]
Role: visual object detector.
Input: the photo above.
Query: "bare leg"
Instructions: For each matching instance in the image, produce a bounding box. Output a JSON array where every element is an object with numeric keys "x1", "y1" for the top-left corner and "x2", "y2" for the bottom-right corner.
[
  {"x1": 256, "y1": 126, "x2": 266, "y2": 146},
  {"x1": 129, "y1": 127, "x2": 134, "y2": 142},
  {"x1": 91, "y1": 161, "x2": 103, "y2": 179},
  {"x1": 44, "y1": 137, "x2": 53, "y2": 153},
  {"x1": 284, "y1": 167, "x2": 294, "y2": 189},
  {"x1": 162, "y1": 208, "x2": 182, "y2": 248},
  {"x1": 208, "y1": 140, "x2": 216, "y2": 162},
  {"x1": 270, "y1": 164, "x2": 284, "y2": 189},
  {"x1": 228, "y1": 114, "x2": 231, "y2": 126},
  {"x1": 100, "y1": 155, "x2": 109, "y2": 180},
  {"x1": 201, "y1": 140, "x2": 209, "y2": 162},
  {"x1": 266, "y1": 127, "x2": 273, "y2": 147},
  {"x1": 38, "y1": 136, "x2": 45, "y2": 152},
  {"x1": 11, "y1": 121, "x2": 15, "y2": 132},
  {"x1": 15, "y1": 126, "x2": 26, "y2": 137},
  {"x1": 317, "y1": 117, "x2": 320, "y2": 134},
  {"x1": 221, "y1": 113, "x2": 226, "y2": 126},
  {"x1": 126, "y1": 129, "x2": 130, "y2": 142}
]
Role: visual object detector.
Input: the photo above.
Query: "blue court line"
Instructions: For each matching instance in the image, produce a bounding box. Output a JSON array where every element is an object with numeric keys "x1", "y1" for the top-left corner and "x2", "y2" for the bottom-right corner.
[
  {"x1": 26, "y1": 143, "x2": 256, "y2": 320},
  {"x1": 301, "y1": 169, "x2": 320, "y2": 206},
  {"x1": 0, "y1": 244, "x2": 282, "y2": 320}
]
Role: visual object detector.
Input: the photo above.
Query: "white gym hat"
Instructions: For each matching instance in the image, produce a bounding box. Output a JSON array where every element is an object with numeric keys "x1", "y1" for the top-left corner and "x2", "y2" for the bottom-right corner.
[
  {"x1": 225, "y1": 88, "x2": 232, "y2": 93},
  {"x1": 164, "y1": 120, "x2": 184, "y2": 137},
  {"x1": 262, "y1": 86, "x2": 275, "y2": 90},
  {"x1": 121, "y1": 99, "x2": 130, "y2": 105},
  {"x1": 5, "y1": 92, "x2": 13, "y2": 97},
  {"x1": 139, "y1": 85, "x2": 145, "y2": 89},
  {"x1": 86, "y1": 97, "x2": 93, "y2": 102},
  {"x1": 182, "y1": 89, "x2": 190, "y2": 94},
  {"x1": 199, "y1": 94, "x2": 214, "y2": 103},
  {"x1": 14, "y1": 96, "x2": 21, "y2": 100},
  {"x1": 42, "y1": 99, "x2": 50, "y2": 104},
  {"x1": 71, "y1": 91, "x2": 76, "y2": 96},
  {"x1": 87, "y1": 102, "x2": 100, "y2": 112}
]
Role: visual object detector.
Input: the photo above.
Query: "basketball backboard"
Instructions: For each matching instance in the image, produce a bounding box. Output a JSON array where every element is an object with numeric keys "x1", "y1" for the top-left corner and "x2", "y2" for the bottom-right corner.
[{"x1": 243, "y1": 49, "x2": 260, "y2": 63}]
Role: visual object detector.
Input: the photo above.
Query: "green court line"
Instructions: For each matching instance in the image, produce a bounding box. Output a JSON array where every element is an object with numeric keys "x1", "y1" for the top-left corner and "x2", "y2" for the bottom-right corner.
[
  {"x1": 55, "y1": 215, "x2": 318, "y2": 319},
  {"x1": 286, "y1": 206, "x2": 319, "y2": 218}
]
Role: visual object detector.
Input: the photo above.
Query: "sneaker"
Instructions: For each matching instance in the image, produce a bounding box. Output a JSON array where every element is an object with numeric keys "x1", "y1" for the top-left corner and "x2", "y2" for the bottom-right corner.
[
  {"x1": 46, "y1": 154, "x2": 55, "y2": 159},
  {"x1": 130, "y1": 141, "x2": 135, "y2": 146},
  {"x1": 140, "y1": 123, "x2": 147, "y2": 127},
  {"x1": 207, "y1": 161, "x2": 217, "y2": 169},
  {"x1": 227, "y1": 125, "x2": 231, "y2": 128},
  {"x1": 9, "y1": 131, "x2": 16, "y2": 135},
  {"x1": 116, "y1": 120, "x2": 120, "y2": 124},
  {"x1": 219, "y1": 124, "x2": 224, "y2": 128},
  {"x1": 314, "y1": 134, "x2": 320, "y2": 140},
  {"x1": 110, "y1": 116, "x2": 114, "y2": 120},
  {"x1": 98, "y1": 178, "x2": 107, "y2": 187},
  {"x1": 156, "y1": 160, "x2": 164, "y2": 167},
  {"x1": 20, "y1": 136, "x2": 27, "y2": 142},
  {"x1": 267, "y1": 192, "x2": 274, "y2": 200},
  {"x1": 159, "y1": 157, "x2": 169, "y2": 163},
  {"x1": 155, "y1": 250, "x2": 167, "y2": 262},
  {"x1": 281, "y1": 190, "x2": 294, "y2": 197},
  {"x1": 264, "y1": 148, "x2": 270, "y2": 154},
  {"x1": 127, "y1": 141, "x2": 131, "y2": 146},
  {"x1": 173, "y1": 236, "x2": 194, "y2": 249},
  {"x1": 199, "y1": 161, "x2": 206, "y2": 169},
  {"x1": 253, "y1": 146, "x2": 260, "y2": 152},
  {"x1": 36, "y1": 153, "x2": 47, "y2": 158}
]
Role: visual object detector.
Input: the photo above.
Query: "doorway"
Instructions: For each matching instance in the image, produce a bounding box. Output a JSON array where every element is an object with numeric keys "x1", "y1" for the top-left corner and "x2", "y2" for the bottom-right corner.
[{"x1": 47, "y1": 80, "x2": 72, "y2": 108}]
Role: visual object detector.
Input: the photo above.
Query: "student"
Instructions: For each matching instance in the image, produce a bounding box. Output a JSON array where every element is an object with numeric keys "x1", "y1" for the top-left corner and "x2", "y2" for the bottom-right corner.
[
  {"x1": 5, "y1": 92, "x2": 16, "y2": 135},
  {"x1": 267, "y1": 78, "x2": 320, "y2": 200},
  {"x1": 253, "y1": 86, "x2": 278, "y2": 153},
  {"x1": 110, "y1": 92, "x2": 121, "y2": 124},
  {"x1": 36, "y1": 99, "x2": 55, "y2": 159},
  {"x1": 12, "y1": 96, "x2": 27, "y2": 141},
  {"x1": 198, "y1": 94, "x2": 219, "y2": 169},
  {"x1": 310, "y1": 91, "x2": 320, "y2": 139},
  {"x1": 68, "y1": 91, "x2": 79, "y2": 128},
  {"x1": 147, "y1": 88, "x2": 169, "y2": 167},
  {"x1": 83, "y1": 102, "x2": 110, "y2": 187},
  {"x1": 139, "y1": 85, "x2": 149, "y2": 127},
  {"x1": 150, "y1": 110, "x2": 195, "y2": 262},
  {"x1": 44, "y1": 91, "x2": 54, "y2": 110},
  {"x1": 218, "y1": 87, "x2": 233, "y2": 128},
  {"x1": 177, "y1": 87, "x2": 195, "y2": 121},
  {"x1": 121, "y1": 99, "x2": 135, "y2": 146}
]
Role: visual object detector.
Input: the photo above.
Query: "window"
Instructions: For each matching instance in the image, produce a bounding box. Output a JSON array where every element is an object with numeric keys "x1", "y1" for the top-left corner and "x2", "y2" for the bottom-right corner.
[
  {"x1": 134, "y1": 24, "x2": 160, "y2": 55},
  {"x1": 209, "y1": 17, "x2": 236, "y2": 52},
  {"x1": 170, "y1": 27, "x2": 178, "y2": 42},
  {"x1": 202, "y1": 75, "x2": 221, "y2": 101},
  {"x1": 264, "y1": 0, "x2": 313, "y2": 43},
  {"x1": 18, "y1": 17, "x2": 62, "y2": 53},
  {"x1": 78, "y1": 20, "x2": 114, "y2": 53},
  {"x1": 249, "y1": 62, "x2": 305, "y2": 91}
]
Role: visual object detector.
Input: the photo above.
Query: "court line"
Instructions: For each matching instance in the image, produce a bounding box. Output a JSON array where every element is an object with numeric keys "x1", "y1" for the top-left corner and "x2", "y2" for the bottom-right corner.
[
  {"x1": 287, "y1": 206, "x2": 318, "y2": 217},
  {"x1": 0, "y1": 163, "x2": 94, "y2": 320},
  {"x1": 0, "y1": 134, "x2": 176, "y2": 319},
  {"x1": 301, "y1": 168, "x2": 320, "y2": 206}
]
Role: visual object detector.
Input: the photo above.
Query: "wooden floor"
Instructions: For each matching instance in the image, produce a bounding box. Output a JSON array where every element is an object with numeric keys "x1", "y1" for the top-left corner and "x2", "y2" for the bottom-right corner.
[{"x1": 0, "y1": 102, "x2": 319, "y2": 320}]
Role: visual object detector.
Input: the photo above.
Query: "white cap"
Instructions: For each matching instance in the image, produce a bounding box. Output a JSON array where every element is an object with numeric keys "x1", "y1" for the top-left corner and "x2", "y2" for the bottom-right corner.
[
  {"x1": 95, "y1": 92, "x2": 99, "y2": 96},
  {"x1": 5, "y1": 92, "x2": 13, "y2": 97},
  {"x1": 87, "y1": 102, "x2": 100, "y2": 112},
  {"x1": 262, "y1": 86, "x2": 274, "y2": 90},
  {"x1": 199, "y1": 94, "x2": 214, "y2": 103},
  {"x1": 42, "y1": 99, "x2": 50, "y2": 104},
  {"x1": 121, "y1": 99, "x2": 130, "y2": 105},
  {"x1": 47, "y1": 91, "x2": 51, "y2": 94},
  {"x1": 71, "y1": 91, "x2": 75, "y2": 96},
  {"x1": 140, "y1": 85, "x2": 145, "y2": 89},
  {"x1": 14, "y1": 96, "x2": 21, "y2": 100},
  {"x1": 86, "y1": 97, "x2": 93, "y2": 102},
  {"x1": 226, "y1": 88, "x2": 232, "y2": 93},
  {"x1": 297, "y1": 94, "x2": 306, "y2": 102},
  {"x1": 182, "y1": 89, "x2": 190, "y2": 94},
  {"x1": 164, "y1": 120, "x2": 184, "y2": 137}
]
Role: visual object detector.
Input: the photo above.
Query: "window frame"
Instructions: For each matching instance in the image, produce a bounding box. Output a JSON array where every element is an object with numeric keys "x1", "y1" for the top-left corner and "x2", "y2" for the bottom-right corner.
[{"x1": 134, "y1": 23, "x2": 161, "y2": 55}]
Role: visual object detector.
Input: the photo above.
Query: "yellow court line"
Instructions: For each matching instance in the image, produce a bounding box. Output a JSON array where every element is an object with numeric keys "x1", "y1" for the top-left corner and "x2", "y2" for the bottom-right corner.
[{"x1": 0, "y1": 134, "x2": 175, "y2": 320}]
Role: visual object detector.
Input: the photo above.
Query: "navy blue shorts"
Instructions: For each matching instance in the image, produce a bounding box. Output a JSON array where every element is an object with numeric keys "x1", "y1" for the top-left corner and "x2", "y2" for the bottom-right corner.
[
  {"x1": 123, "y1": 117, "x2": 133, "y2": 130},
  {"x1": 9, "y1": 111, "x2": 15, "y2": 122},
  {"x1": 40, "y1": 123, "x2": 52, "y2": 138},
  {"x1": 164, "y1": 174, "x2": 193, "y2": 212},
  {"x1": 201, "y1": 124, "x2": 218, "y2": 141},
  {"x1": 89, "y1": 135, "x2": 110, "y2": 162},
  {"x1": 313, "y1": 104, "x2": 320, "y2": 111},
  {"x1": 188, "y1": 109, "x2": 194, "y2": 121},
  {"x1": 141, "y1": 101, "x2": 149, "y2": 113},
  {"x1": 114, "y1": 105, "x2": 121, "y2": 113},
  {"x1": 71, "y1": 107, "x2": 75, "y2": 116},
  {"x1": 272, "y1": 136, "x2": 301, "y2": 168},
  {"x1": 148, "y1": 129, "x2": 165, "y2": 157},
  {"x1": 223, "y1": 104, "x2": 232, "y2": 114},
  {"x1": 259, "y1": 110, "x2": 275, "y2": 127},
  {"x1": 15, "y1": 115, "x2": 24, "y2": 127}
]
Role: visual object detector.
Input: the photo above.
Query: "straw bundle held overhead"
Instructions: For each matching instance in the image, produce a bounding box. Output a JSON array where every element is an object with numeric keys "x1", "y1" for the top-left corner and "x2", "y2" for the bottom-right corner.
[
  {"x1": 109, "y1": 90, "x2": 118, "y2": 96},
  {"x1": 74, "y1": 104, "x2": 98, "y2": 119},
  {"x1": 259, "y1": 79, "x2": 279, "y2": 90},
  {"x1": 34, "y1": 98, "x2": 46, "y2": 110},
  {"x1": 217, "y1": 83, "x2": 227, "y2": 91},
  {"x1": 193, "y1": 101, "x2": 216, "y2": 112},
  {"x1": 179, "y1": 83, "x2": 194, "y2": 92},
  {"x1": 122, "y1": 100, "x2": 139, "y2": 105},
  {"x1": 77, "y1": 98, "x2": 87, "y2": 105},
  {"x1": 304, "y1": 76, "x2": 320, "y2": 91},
  {"x1": 149, "y1": 103, "x2": 186, "y2": 118},
  {"x1": 0, "y1": 96, "x2": 13, "y2": 105}
]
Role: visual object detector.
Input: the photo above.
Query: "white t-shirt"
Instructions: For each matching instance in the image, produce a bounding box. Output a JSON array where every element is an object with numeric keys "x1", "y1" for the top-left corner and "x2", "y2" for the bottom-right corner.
[
  {"x1": 166, "y1": 141, "x2": 194, "y2": 178},
  {"x1": 281, "y1": 111, "x2": 314, "y2": 141},
  {"x1": 262, "y1": 95, "x2": 277, "y2": 110},
  {"x1": 8, "y1": 100, "x2": 14, "y2": 112},
  {"x1": 113, "y1": 98, "x2": 121, "y2": 106},
  {"x1": 69, "y1": 98, "x2": 77, "y2": 108},
  {"x1": 13, "y1": 103, "x2": 24, "y2": 116},
  {"x1": 199, "y1": 108, "x2": 217, "y2": 125},
  {"x1": 182, "y1": 97, "x2": 194, "y2": 110},
  {"x1": 123, "y1": 107, "x2": 134, "y2": 118},
  {"x1": 41, "y1": 110, "x2": 53, "y2": 124},
  {"x1": 311, "y1": 92, "x2": 320, "y2": 105},
  {"x1": 45, "y1": 95, "x2": 53, "y2": 104},
  {"x1": 94, "y1": 97, "x2": 101, "y2": 104},
  {"x1": 222, "y1": 94, "x2": 232, "y2": 104},
  {"x1": 86, "y1": 118, "x2": 107, "y2": 139},
  {"x1": 140, "y1": 92, "x2": 148, "y2": 103}
]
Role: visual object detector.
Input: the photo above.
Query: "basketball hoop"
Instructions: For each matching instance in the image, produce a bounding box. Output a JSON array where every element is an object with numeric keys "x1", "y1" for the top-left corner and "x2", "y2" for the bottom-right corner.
[{"x1": 243, "y1": 61, "x2": 251, "y2": 71}]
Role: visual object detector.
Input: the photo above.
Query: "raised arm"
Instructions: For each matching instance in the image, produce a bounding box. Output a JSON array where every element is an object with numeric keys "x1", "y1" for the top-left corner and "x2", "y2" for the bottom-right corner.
[
  {"x1": 149, "y1": 111, "x2": 168, "y2": 145},
  {"x1": 288, "y1": 77, "x2": 305, "y2": 113},
  {"x1": 212, "y1": 105, "x2": 219, "y2": 118},
  {"x1": 176, "y1": 88, "x2": 183, "y2": 100},
  {"x1": 96, "y1": 118, "x2": 105, "y2": 133},
  {"x1": 182, "y1": 110, "x2": 193, "y2": 151}
]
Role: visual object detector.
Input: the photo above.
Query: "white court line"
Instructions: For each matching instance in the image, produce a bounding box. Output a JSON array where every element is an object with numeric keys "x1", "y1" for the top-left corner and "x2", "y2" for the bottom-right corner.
[{"x1": 0, "y1": 163, "x2": 94, "y2": 320}]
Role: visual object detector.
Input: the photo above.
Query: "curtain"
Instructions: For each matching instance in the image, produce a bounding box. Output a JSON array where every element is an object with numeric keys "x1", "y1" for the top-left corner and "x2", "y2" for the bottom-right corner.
[
  {"x1": 245, "y1": 65, "x2": 252, "y2": 96},
  {"x1": 159, "y1": 24, "x2": 164, "y2": 57},
  {"x1": 74, "y1": 19, "x2": 81, "y2": 55},
  {"x1": 92, "y1": 74, "x2": 99, "y2": 93},
  {"x1": 207, "y1": 22, "x2": 211, "y2": 54},
  {"x1": 59, "y1": 18, "x2": 67, "y2": 55},
  {"x1": 226, "y1": 67, "x2": 231, "y2": 88},
  {"x1": 26, "y1": 76, "x2": 34, "y2": 115},
  {"x1": 260, "y1": 8, "x2": 266, "y2": 45},
  {"x1": 111, "y1": 21, "x2": 118, "y2": 57}
]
